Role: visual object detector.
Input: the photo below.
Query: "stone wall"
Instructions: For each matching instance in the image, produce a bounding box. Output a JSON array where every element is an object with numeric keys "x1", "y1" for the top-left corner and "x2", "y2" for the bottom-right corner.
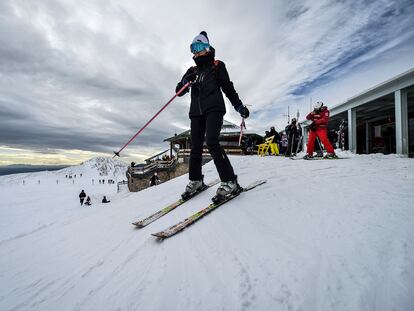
[{"x1": 127, "y1": 162, "x2": 190, "y2": 192}]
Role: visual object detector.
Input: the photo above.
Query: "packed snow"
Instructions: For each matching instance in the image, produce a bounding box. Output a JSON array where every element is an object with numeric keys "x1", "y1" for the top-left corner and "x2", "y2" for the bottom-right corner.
[{"x1": 0, "y1": 153, "x2": 413, "y2": 311}]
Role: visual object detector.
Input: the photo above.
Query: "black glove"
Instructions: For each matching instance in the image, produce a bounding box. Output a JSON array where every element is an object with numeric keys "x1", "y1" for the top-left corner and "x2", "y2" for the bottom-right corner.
[
  {"x1": 175, "y1": 81, "x2": 190, "y2": 94},
  {"x1": 237, "y1": 105, "x2": 250, "y2": 119},
  {"x1": 181, "y1": 68, "x2": 198, "y2": 85},
  {"x1": 310, "y1": 122, "x2": 317, "y2": 132}
]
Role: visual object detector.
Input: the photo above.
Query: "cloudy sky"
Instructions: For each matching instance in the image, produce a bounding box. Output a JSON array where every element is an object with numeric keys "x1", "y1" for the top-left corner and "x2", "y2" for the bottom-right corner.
[{"x1": 1, "y1": 0, "x2": 414, "y2": 165}]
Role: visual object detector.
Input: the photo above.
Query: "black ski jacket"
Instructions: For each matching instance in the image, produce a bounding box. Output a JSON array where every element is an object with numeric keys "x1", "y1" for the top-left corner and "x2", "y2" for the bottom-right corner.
[
  {"x1": 176, "y1": 52, "x2": 243, "y2": 117},
  {"x1": 269, "y1": 128, "x2": 280, "y2": 143},
  {"x1": 285, "y1": 123, "x2": 299, "y2": 138}
]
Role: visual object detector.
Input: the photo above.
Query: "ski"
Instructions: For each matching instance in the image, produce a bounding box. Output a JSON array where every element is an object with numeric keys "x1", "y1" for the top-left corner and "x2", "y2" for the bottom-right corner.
[
  {"x1": 151, "y1": 179, "x2": 267, "y2": 239},
  {"x1": 132, "y1": 179, "x2": 219, "y2": 228},
  {"x1": 290, "y1": 156, "x2": 344, "y2": 160}
]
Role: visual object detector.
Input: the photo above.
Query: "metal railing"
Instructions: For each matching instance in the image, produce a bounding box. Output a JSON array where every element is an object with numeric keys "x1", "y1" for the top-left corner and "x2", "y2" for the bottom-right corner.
[
  {"x1": 128, "y1": 158, "x2": 177, "y2": 177},
  {"x1": 117, "y1": 180, "x2": 128, "y2": 192}
]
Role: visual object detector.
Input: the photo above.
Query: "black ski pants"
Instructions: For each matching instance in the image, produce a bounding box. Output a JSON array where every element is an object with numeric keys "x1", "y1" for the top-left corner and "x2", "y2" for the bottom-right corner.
[
  {"x1": 286, "y1": 134, "x2": 297, "y2": 156},
  {"x1": 189, "y1": 112, "x2": 235, "y2": 182}
]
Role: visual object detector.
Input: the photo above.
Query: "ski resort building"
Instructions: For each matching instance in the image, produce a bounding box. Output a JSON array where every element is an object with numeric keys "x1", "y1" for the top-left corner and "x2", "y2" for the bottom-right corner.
[{"x1": 302, "y1": 68, "x2": 414, "y2": 157}]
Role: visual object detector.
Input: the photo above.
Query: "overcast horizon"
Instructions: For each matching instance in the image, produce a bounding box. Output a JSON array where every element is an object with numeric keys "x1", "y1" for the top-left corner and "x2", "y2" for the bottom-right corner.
[{"x1": 1, "y1": 0, "x2": 414, "y2": 165}]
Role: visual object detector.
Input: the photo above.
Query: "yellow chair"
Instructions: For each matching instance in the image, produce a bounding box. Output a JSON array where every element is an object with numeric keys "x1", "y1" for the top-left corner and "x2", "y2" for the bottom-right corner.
[{"x1": 257, "y1": 136, "x2": 279, "y2": 156}]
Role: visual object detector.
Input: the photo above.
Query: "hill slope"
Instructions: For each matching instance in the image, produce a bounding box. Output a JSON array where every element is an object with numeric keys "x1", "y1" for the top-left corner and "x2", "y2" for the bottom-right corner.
[{"x1": 0, "y1": 153, "x2": 413, "y2": 311}]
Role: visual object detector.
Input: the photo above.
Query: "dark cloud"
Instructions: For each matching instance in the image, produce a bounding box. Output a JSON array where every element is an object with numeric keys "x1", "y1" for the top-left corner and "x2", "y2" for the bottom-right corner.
[
  {"x1": 1, "y1": 0, "x2": 414, "y2": 163},
  {"x1": 286, "y1": 5, "x2": 309, "y2": 20}
]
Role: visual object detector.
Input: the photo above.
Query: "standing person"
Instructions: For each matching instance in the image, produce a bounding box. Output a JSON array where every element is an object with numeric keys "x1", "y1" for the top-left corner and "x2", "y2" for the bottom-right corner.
[
  {"x1": 269, "y1": 126, "x2": 280, "y2": 144},
  {"x1": 285, "y1": 118, "x2": 299, "y2": 157},
  {"x1": 79, "y1": 190, "x2": 86, "y2": 206},
  {"x1": 303, "y1": 102, "x2": 336, "y2": 159},
  {"x1": 263, "y1": 130, "x2": 271, "y2": 141},
  {"x1": 295, "y1": 122, "x2": 303, "y2": 154},
  {"x1": 269, "y1": 126, "x2": 280, "y2": 153},
  {"x1": 243, "y1": 135, "x2": 254, "y2": 155},
  {"x1": 280, "y1": 133, "x2": 288, "y2": 155},
  {"x1": 149, "y1": 172, "x2": 160, "y2": 187},
  {"x1": 176, "y1": 31, "x2": 249, "y2": 201}
]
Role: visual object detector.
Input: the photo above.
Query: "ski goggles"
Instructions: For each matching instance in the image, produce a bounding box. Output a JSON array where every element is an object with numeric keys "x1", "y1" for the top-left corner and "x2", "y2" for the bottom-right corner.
[{"x1": 190, "y1": 42, "x2": 210, "y2": 54}]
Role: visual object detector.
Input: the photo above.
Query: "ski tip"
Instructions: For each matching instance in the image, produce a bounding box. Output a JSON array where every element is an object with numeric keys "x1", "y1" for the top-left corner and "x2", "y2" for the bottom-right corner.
[
  {"x1": 132, "y1": 222, "x2": 144, "y2": 228},
  {"x1": 151, "y1": 233, "x2": 167, "y2": 239}
]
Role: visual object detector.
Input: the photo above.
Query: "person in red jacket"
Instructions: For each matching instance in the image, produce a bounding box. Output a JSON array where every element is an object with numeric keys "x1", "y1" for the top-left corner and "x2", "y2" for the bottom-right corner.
[{"x1": 303, "y1": 101, "x2": 337, "y2": 159}]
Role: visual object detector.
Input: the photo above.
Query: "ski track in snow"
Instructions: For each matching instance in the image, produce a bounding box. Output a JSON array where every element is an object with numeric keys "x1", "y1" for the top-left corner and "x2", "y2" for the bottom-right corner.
[{"x1": 0, "y1": 154, "x2": 414, "y2": 310}]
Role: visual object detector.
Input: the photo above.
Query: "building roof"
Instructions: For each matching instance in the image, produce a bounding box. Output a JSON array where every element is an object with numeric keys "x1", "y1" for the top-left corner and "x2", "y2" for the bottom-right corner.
[
  {"x1": 330, "y1": 67, "x2": 414, "y2": 116},
  {"x1": 164, "y1": 119, "x2": 258, "y2": 142}
]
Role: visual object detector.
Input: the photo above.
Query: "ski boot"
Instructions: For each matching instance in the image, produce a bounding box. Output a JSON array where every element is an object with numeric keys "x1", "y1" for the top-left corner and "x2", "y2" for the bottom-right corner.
[
  {"x1": 302, "y1": 154, "x2": 314, "y2": 160},
  {"x1": 181, "y1": 177, "x2": 205, "y2": 200},
  {"x1": 324, "y1": 153, "x2": 338, "y2": 159},
  {"x1": 212, "y1": 176, "x2": 242, "y2": 204}
]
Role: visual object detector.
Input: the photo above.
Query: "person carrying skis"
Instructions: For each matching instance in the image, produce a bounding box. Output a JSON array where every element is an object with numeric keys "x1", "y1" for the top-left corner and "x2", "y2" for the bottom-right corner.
[
  {"x1": 176, "y1": 31, "x2": 249, "y2": 201},
  {"x1": 149, "y1": 172, "x2": 160, "y2": 187},
  {"x1": 79, "y1": 190, "x2": 86, "y2": 206},
  {"x1": 303, "y1": 101, "x2": 336, "y2": 159}
]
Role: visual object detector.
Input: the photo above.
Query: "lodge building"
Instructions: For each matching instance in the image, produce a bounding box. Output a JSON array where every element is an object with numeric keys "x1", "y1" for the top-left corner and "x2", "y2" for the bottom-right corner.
[{"x1": 302, "y1": 68, "x2": 414, "y2": 157}]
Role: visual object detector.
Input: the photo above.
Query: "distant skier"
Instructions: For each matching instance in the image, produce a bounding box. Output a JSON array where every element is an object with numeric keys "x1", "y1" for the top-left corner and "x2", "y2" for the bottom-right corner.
[
  {"x1": 149, "y1": 172, "x2": 160, "y2": 187},
  {"x1": 85, "y1": 196, "x2": 91, "y2": 206},
  {"x1": 102, "y1": 196, "x2": 110, "y2": 203},
  {"x1": 176, "y1": 31, "x2": 249, "y2": 201},
  {"x1": 79, "y1": 190, "x2": 86, "y2": 206},
  {"x1": 303, "y1": 102, "x2": 336, "y2": 159}
]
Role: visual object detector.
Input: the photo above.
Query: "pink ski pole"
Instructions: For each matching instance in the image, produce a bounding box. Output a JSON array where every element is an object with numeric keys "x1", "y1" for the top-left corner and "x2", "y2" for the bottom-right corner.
[
  {"x1": 238, "y1": 118, "x2": 246, "y2": 146},
  {"x1": 113, "y1": 81, "x2": 191, "y2": 158}
]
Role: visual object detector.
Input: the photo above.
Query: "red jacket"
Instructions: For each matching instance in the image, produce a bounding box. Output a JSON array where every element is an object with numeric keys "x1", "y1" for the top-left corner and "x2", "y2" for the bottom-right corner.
[{"x1": 306, "y1": 106, "x2": 330, "y2": 129}]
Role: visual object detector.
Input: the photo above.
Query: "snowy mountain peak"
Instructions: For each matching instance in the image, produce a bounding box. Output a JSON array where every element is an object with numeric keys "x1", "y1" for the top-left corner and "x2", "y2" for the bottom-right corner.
[
  {"x1": 81, "y1": 157, "x2": 127, "y2": 176},
  {"x1": 60, "y1": 156, "x2": 128, "y2": 180}
]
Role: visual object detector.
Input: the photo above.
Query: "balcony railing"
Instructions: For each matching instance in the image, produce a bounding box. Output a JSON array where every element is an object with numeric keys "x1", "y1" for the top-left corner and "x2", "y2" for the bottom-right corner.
[{"x1": 128, "y1": 159, "x2": 177, "y2": 177}]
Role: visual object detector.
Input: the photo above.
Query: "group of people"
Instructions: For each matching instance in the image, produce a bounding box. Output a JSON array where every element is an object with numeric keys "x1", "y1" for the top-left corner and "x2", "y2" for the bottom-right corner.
[
  {"x1": 98, "y1": 179, "x2": 115, "y2": 184},
  {"x1": 250, "y1": 101, "x2": 337, "y2": 159},
  {"x1": 78, "y1": 190, "x2": 91, "y2": 206},
  {"x1": 78, "y1": 190, "x2": 110, "y2": 206},
  {"x1": 261, "y1": 120, "x2": 302, "y2": 157},
  {"x1": 161, "y1": 154, "x2": 174, "y2": 162},
  {"x1": 66, "y1": 174, "x2": 82, "y2": 179}
]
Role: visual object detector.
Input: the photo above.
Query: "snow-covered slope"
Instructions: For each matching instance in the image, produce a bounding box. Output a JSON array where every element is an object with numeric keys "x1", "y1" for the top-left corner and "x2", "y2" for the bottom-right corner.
[
  {"x1": 0, "y1": 157, "x2": 128, "y2": 187},
  {"x1": 0, "y1": 153, "x2": 413, "y2": 311}
]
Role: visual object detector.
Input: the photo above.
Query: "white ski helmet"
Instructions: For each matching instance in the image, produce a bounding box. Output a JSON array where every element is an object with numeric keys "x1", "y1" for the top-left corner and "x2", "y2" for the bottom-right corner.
[{"x1": 313, "y1": 101, "x2": 323, "y2": 110}]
